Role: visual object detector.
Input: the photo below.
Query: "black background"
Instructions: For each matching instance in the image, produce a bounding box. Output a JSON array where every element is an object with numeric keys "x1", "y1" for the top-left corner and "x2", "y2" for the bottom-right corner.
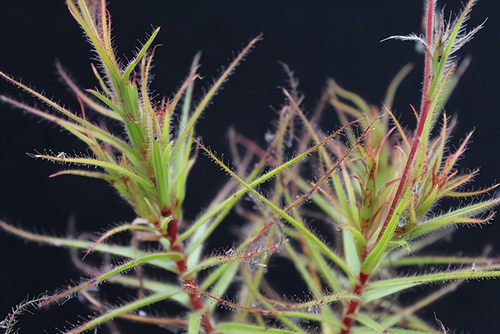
[{"x1": 1, "y1": 0, "x2": 500, "y2": 333}]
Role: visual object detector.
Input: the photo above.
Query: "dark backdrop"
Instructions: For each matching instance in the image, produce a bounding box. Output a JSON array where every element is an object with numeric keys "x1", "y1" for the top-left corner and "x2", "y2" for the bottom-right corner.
[{"x1": 1, "y1": 1, "x2": 500, "y2": 333}]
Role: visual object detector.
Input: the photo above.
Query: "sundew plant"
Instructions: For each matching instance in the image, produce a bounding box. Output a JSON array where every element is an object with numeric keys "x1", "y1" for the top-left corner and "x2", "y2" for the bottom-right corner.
[{"x1": 1, "y1": 0, "x2": 500, "y2": 333}]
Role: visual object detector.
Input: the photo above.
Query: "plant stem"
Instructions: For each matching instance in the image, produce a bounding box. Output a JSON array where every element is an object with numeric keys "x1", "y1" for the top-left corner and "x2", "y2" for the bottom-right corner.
[
  {"x1": 375, "y1": 0, "x2": 434, "y2": 247},
  {"x1": 344, "y1": 3, "x2": 435, "y2": 332},
  {"x1": 339, "y1": 272, "x2": 370, "y2": 334}
]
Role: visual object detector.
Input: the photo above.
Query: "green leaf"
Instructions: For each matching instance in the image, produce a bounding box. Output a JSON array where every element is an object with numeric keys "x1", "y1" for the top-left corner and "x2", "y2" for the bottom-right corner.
[
  {"x1": 152, "y1": 139, "x2": 173, "y2": 211},
  {"x1": 354, "y1": 313, "x2": 387, "y2": 333},
  {"x1": 215, "y1": 323, "x2": 298, "y2": 334},
  {"x1": 188, "y1": 309, "x2": 205, "y2": 334},
  {"x1": 385, "y1": 255, "x2": 500, "y2": 268},
  {"x1": 123, "y1": 27, "x2": 161, "y2": 83},
  {"x1": 342, "y1": 226, "x2": 362, "y2": 276},
  {"x1": 409, "y1": 198, "x2": 500, "y2": 238},
  {"x1": 363, "y1": 268, "x2": 500, "y2": 304},
  {"x1": 0, "y1": 221, "x2": 178, "y2": 272},
  {"x1": 352, "y1": 328, "x2": 435, "y2": 334},
  {"x1": 362, "y1": 188, "x2": 411, "y2": 274},
  {"x1": 65, "y1": 289, "x2": 183, "y2": 334},
  {"x1": 32, "y1": 153, "x2": 153, "y2": 192}
]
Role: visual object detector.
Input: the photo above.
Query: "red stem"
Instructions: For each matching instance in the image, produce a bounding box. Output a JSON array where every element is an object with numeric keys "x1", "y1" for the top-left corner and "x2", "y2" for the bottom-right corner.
[
  {"x1": 422, "y1": 0, "x2": 434, "y2": 103},
  {"x1": 157, "y1": 206, "x2": 212, "y2": 331},
  {"x1": 374, "y1": 0, "x2": 434, "y2": 247},
  {"x1": 339, "y1": 272, "x2": 370, "y2": 334},
  {"x1": 176, "y1": 251, "x2": 214, "y2": 332},
  {"x1": 341, "y1": 3, "x2": 435, "y2": 333}
]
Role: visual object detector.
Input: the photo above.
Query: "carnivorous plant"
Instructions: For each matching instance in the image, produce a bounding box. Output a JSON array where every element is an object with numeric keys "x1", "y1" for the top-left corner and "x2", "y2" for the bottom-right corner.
[{"x1": 1, "y1": 0, "x2": 499, "y2": 333}]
